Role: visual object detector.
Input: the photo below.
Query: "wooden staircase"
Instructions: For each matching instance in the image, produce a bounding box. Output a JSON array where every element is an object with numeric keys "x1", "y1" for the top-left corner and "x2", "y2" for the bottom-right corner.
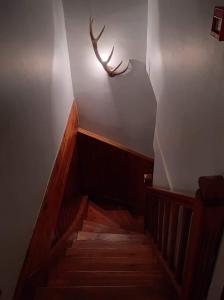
[
  {"x1": 34, "y1": 200, "x2": 177, "y2": 300},
  {"x1": 14, "y1": 122, "x2": 224, "y2": 300}
]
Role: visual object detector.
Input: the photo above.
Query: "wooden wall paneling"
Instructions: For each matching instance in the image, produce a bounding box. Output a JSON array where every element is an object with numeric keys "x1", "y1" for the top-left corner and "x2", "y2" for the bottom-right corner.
[
  {"x1": 77, "y1": 128, "x2": 154, "y2": 213},
  {"x1": 54, "y1": 144, "x2": 81, "y2": 242},
  {"x1": 21, "y1": 196, "x2": 88, "y2": 300},
  {"x1": 14, "y1": 101, "x2": 79, "y2": 300}
]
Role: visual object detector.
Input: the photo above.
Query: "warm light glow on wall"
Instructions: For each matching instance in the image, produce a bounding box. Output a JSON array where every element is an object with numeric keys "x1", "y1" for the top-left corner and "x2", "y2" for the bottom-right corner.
[
  {"x1": 86, "y1": 48, "x2": 109, "y2": 78},
  {"x1": 89, "y1": 18, "x2": 129, "y2": 77},
  {"x1": 100, "y1": 50, "x2": 112, "y2": 63}
]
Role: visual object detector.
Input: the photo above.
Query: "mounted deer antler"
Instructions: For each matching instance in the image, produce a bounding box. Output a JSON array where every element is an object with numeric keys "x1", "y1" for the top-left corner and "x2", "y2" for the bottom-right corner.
[{"x1": 90, "y1": 17, "x2": 129, "y2": 77}]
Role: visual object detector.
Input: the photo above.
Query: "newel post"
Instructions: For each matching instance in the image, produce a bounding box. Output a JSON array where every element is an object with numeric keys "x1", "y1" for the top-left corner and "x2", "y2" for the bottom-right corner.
[{"x1": 184, "y1": 176, "x2": 224, "y2": 300}]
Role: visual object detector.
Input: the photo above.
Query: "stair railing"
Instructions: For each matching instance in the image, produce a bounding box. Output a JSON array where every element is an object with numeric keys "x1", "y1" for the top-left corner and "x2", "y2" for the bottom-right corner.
[{"x1": 145, "y1": 176, "x2": 224, "y2": 300}]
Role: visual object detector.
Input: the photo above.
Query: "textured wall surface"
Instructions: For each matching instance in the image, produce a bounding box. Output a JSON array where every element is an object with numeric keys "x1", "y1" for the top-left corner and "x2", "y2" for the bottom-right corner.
[
  {"x1": 0, "y1": 1, "x2": 73, "y2": 299},
  {"x1": 63, "y1": 0, "x2": 156, "y2": 157},
  {"x1": 147, "y1": 0, "x2": 224, "y2": 298},
  {"x1": 147, "y1": 0, "x2": 224, "y2": 192}
]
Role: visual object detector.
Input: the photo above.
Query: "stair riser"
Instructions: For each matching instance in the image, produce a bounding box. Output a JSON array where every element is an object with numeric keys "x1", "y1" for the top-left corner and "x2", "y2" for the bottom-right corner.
[
  {"x1": 48, "y1": 272, "x2": 167, "y2": 288},
  {"x1": 66, "y1": 248, "x2": 155, "y2": 257},
  {"x1": 71, "y1": 241, "x2": 151, "y2": 248},
  {"x1": 77, "y1": 232, "x2": 148, "y2": 242},
  {"x1": 82, "y1": 225, "x2": 131, "y2": 234},
  {"x1": 36, "y1": 286, "x2": 175, "y2": 300}
]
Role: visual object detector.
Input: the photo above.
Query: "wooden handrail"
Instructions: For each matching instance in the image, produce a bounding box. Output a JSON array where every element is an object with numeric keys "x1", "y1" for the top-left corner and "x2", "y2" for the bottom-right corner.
[
  {"x1": 145, "y1": 176, "x2": 224, "y2": 300},
  {"x1": 78, "y1": 128, "x2": 154, "y2": 163},
  {"x1": 187, "y1": 176, "x2": 224, "y2": 300},
  {"x1": 146, "y1": 186, "x2": 196, "y2": 209},
  {"x1": 16, "y1": 197, "x2": 88, "y2": 300}
]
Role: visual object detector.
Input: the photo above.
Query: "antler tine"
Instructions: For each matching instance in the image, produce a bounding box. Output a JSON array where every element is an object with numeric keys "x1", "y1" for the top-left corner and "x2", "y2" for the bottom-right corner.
[
  {"x1": 111, "y1": 61, "x2": 123, "y2": 74},
  {"x1": 89, "y1": 17, "x2": 129, "y2": 77},
  {"x1": 96, "y1": 25, "x2": 106, "y2": 41},
  {"x1": 89, "y1": 17, "x2": 95, "y2": 40},
  {"x1": 106, "y1": 46, "x2": 114, "y2": 64},
  {"x1": 112, "y1": 61, "x2": 130, "y2": 77},
  {"x1": 90, "y1": 17, "x2": 105, "y2": 42}
]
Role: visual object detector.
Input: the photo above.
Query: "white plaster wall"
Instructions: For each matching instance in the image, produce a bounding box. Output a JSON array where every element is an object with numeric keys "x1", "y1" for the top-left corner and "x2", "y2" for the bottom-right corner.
[
  {"x1": 147, "y1": 0, "x2": 224, "y2": 193},
  {"x1": 62, "y1": 0, "x2": 157, "y2": 157},
  {"x1": 147, "y1": 0, "x2": 224, "y2": 298},
  {"x1": 0, "y1": 1, "x2": 73, "y2": 299}
]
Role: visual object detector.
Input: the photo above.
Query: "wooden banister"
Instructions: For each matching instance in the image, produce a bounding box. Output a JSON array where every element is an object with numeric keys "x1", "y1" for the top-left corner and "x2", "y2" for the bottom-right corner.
[
  {"x1": 145, "y1": 176, "x2": 224, "y2": 300},
  {"x1": 187, "y1": 176, "x2": 224, "y2": 300}
]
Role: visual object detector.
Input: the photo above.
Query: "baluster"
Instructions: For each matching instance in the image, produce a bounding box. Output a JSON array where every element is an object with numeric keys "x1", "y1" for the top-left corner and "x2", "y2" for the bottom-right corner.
[
  {"x1": 182, "y1": 176, "x2": 224, "y2": 300},
  {"x1": 175, "y1": 207, "x2": 192, "y2": 284},
  {"x1": 152, "y1": 196, "x2": 159, "y2": 243},
  {"x1": 158, "y1": 198, "x2": 164, "y2": 250},
  {"x1": 190, "y1": 176, "x2": 224, "y2": 300},
  {"x1": 162, "y1": 198, "x2": 171, "y2": 260},
  {"x1": 147, "y1": 192, "x2": 157, "y2": 241},
  {"x1": 168, "y1": 202, "x2": 179, "y2": 271},
  {"x1": 145, "y1": 189, "x2": 151, "y2": 233}
]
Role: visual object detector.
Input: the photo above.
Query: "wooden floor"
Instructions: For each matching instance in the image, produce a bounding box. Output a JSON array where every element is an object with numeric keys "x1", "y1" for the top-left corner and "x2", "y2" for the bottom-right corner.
[{"x1": 34, "y1": 201, "x2": 177, "y2": 300}]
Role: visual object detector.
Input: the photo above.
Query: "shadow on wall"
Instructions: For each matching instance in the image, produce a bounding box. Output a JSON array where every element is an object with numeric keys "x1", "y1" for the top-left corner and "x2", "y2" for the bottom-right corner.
[
  {"x1": 63, "y1": 0, "x2": 156, "y2": 157},
  {"x1": 108, "y1": 59, "x2": 157, "y2": 157}
]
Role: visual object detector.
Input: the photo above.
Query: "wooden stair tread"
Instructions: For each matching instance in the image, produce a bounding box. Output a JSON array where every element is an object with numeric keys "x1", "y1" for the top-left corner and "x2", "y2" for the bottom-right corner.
[
  {"x1": 103, "y1": 210, "x2": 142, "y2": 230},
  {"x1": 71, "y1": 240, "x2": 151, "y2": 249},
  {"x1": 82, "y1": 220, "x2": 132, "y2": 234},
  {"x1": 32, "y1": 201, "x2": 177, "y2": 300},
  {"x1": 66, "y1": 246, "x2": 155, "y2": 257},
  {"x1": 104, "y1": 210, "x2": 134, "y2": 224},
  {"x1": 54, "y1": 256, "x2": 160, "y2": 272},
  {"x1": 77, "y1": 232, "x2": 148, "y2": 242},
  {"x1": 48, "y1": 271, "x2": 170, "y2": 287},
  {"x1": 86, "y1": 201, "x2": 144, "y2": 232},
  {"x1": 35, "y1": 286, "x2": 176, "y2": 300},
  {"x1": 86, "y1": 202, "x2": 122, "y2": 228}
]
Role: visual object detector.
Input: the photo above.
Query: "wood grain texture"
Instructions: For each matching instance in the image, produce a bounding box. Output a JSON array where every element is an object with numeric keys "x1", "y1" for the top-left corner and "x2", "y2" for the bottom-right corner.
[
  {"x1": 162, "y1": 199, "x2": 171, "y2": 260},
  {"x1": 145, "y1": 176, "x2": 224, "y2": 300},
  {"x1": 14, "y1": 101, "x2": 79, "y2": 300},
  {"x1": 81, "y1": 220, "x2": 130, "y2": 234},
  {"x1": 35, "y1": 286, "x2": 175, "y2": 300},
  {"x1": 187, "y1": 176, "x2": 224, "y2": 300},
  {"x1": 77, "y1": 128, "x2": 154, "y2": 213},
  {"x1": 168, "y1": 203, "x2": 179, "y2": 271},
  {"x1": 34, "y1": 201, "x2": 177, "y2": 300},
  {"x1": 175, "y1": 208, "x2": 192, "y2": 284},
  {"x1": 145, "y1": 186, "x2": 196, "y2": 298},
  {"x1": 18, "y1": 197, "x2": 88, "y2": 300},
  {"x1": 54, "y1": 145, "x2": 81, "y2": 242}
]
